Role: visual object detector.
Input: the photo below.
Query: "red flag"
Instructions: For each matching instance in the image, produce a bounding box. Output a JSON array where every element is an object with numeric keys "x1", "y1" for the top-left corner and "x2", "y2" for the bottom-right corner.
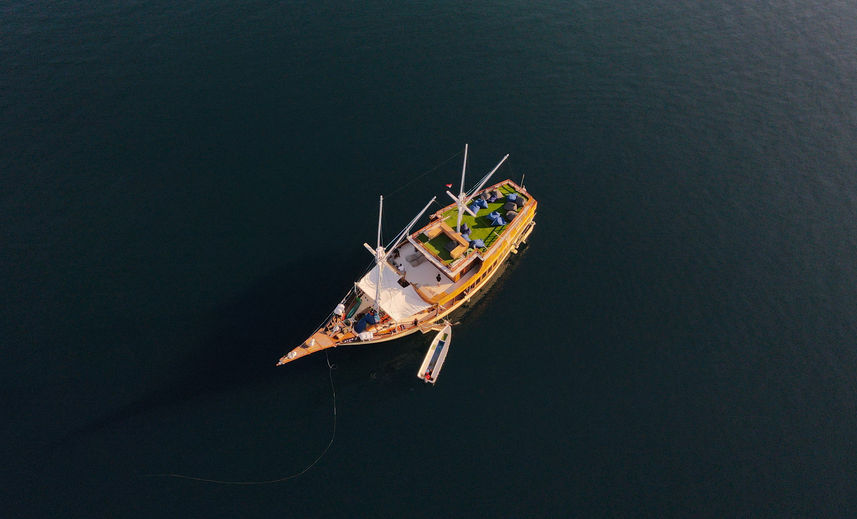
[{"x1": 445, "y1": 183, "x2": 453, "y2": 188}]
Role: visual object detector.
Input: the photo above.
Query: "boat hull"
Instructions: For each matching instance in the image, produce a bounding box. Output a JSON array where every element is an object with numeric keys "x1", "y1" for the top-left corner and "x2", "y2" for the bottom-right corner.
[
  {"x1": 418, "y1": 324, "x2": 452, "y2": 384},
  {"x1": 277, "y1": 180, "x2": 536, "y2": 366}
]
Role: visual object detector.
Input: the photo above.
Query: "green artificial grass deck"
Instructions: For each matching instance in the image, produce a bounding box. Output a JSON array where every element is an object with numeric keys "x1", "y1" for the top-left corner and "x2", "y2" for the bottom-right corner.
[
  {"x1": 440, "y1": 183, "x2": 525, "y2": 249},
  {"x1": 416, "y1": 183, "x2": 526, "y2": 265},
  {"x1": 419, "y1": 232, "x2": 454, "y2": 262}
]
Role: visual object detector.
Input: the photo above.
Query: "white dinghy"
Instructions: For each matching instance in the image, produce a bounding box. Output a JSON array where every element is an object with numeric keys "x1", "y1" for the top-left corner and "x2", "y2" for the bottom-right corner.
[{"x1": 418, "y1": 323, "x2": 452, "y2": 384}]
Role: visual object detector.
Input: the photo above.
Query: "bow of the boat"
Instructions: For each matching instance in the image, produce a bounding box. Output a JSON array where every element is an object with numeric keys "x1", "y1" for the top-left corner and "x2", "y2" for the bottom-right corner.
[{"x1": 276, "y1": 331, "x2": 337, "y2": 366}]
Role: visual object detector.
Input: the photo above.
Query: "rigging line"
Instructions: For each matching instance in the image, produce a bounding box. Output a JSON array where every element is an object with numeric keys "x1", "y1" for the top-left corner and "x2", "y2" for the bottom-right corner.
[
  {"x1": 466, "y1": 165, "x2": 499, "y2": 198},
  {"x1": 385, "y1": 149, "x2": 463, "y2": 198},
  {"x1": 382, "y1": 196, "x2": 439, "y2": 250},
  {"x1": 507, "y1": 162, "x2": 522, "y2": 185},
  {"x1": 142, "y1": 352, "x2": 338, "y2": 486}
]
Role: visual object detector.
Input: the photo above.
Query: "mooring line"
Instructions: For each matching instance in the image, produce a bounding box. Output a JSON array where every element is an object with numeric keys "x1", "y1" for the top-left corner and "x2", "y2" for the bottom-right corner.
[
  {"x1": 385, "y1": 149, "x2": 463, "y2": 198},
  {"x1": 143, "y1": 352, "x2": 337, "y2": 485}
]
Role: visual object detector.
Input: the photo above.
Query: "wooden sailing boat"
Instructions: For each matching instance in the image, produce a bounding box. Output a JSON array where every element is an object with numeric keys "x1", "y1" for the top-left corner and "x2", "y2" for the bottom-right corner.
[{"x1": 277, "y1": 145, "x2": 537, "y2": 366}]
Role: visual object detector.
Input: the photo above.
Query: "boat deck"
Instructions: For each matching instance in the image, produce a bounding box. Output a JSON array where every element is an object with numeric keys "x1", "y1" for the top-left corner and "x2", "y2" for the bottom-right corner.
[
  {"x1": 435, "y1": 181, "x2": 527, "y2": 252},
  {"x1": 407, "y1": 180, "x2": 531, "y2": 281},
  {"x1": 391, "y1": 242, "x2": 479, "y2": 301},
  {"x1": 392, "y1": 242, "x2": 450, "y2": 291}
]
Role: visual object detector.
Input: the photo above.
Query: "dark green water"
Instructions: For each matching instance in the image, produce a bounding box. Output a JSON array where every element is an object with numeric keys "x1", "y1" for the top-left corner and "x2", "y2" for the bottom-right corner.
[{"x1": 4, "y1": 1, "x2": 857, "y2": 516}]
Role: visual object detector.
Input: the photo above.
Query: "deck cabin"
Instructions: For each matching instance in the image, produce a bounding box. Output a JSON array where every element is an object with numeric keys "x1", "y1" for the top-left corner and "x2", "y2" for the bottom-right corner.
[{"x1": 394, "y1": 179, "x2": 533, "y2": 302}]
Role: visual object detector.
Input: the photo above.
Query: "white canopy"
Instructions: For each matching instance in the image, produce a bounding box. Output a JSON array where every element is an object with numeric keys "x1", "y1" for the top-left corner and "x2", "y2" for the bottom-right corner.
[{"x1": 357, "y1": 263, "x2": 432, "y2": 321}]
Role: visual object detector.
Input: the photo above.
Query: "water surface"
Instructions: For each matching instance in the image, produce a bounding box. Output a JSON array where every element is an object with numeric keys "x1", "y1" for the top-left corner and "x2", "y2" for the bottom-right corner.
[{"x1": 3, "y1": 1, "x2": 857, "y2": 516}]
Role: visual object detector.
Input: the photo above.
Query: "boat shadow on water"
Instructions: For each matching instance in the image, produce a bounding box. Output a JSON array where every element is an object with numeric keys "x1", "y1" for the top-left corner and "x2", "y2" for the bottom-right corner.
[
  {"x1": 53, "y1": 242, "x2": 530, "y2": 448},
  {"x1": 51, "y1": 251, "x2": 362, "y2": 449}
]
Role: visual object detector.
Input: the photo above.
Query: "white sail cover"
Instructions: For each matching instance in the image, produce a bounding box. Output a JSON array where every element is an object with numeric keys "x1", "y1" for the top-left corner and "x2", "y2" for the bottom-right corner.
[{"x1": 357, "y1": 263, "x2": 432, "y2": 321}]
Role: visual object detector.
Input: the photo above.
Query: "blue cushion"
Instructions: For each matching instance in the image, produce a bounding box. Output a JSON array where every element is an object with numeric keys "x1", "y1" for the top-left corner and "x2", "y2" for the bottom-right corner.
[
  {"x1": 355, "y1": 317, "x2": 367, "y2": 333},
  {"x1": 468, "y1": 203, "x2": 481, "y2": 214},
  {"x1": 471, "y1": 239, "x2": 485, "y2": 248},
  {"x1": 475, "y1": 198, "x2": 488, "y2": 209},
  {"x1": 507, "y1": 193, "x2": 517, "y2": 202}
]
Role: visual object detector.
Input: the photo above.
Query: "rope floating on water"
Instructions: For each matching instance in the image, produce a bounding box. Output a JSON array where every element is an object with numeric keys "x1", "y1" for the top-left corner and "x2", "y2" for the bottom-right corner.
[
  {"x1": 143, "y1": 352, "x2": 337, "y2": 485},
  {"x1": 385, "y1": 149, "x2": 463, "y2": 198}
]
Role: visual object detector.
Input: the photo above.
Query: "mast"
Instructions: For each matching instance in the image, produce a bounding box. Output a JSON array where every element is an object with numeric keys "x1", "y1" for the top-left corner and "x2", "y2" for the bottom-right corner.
[
  {"x1": 446, "y1": 144, "x2": 477, "y2": 234},
  {"x1": 472, "y1": 154, "x2": 510, "y2": 194},
  {"x1": 446, "y1": 148, "x2": 510, "y2": 232},
  {"x1": 456, "y1": 144, "x2": 468, "y2": 233},
  {"x1": 374, "y1": 195, "x2": 383, "y2": 314},
  {"x1": 363, "y1": 195, "x2": 437, "y2": 316},
  {"x1": 384, "y1": 196, "x2": 437, "y2": 251}
]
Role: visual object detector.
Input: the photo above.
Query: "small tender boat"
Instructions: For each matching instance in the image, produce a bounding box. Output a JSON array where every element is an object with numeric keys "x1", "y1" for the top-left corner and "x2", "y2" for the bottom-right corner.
[{"x1": 418, "y1": 324, "x2": 452, "y2": 384}]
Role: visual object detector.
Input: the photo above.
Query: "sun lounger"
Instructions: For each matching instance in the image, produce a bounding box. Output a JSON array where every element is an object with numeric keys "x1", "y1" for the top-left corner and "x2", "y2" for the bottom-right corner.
[{"x1": 408, "y1": 254, "x2": 427, "y2": 266}]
